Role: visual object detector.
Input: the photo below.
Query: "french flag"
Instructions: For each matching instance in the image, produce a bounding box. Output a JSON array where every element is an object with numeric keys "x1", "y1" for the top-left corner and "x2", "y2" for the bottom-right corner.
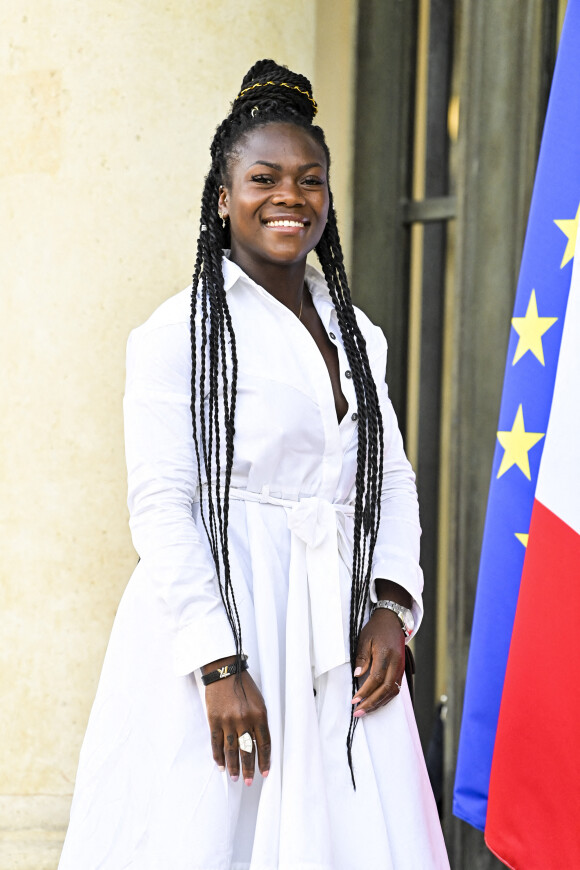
[
  {"x1": 485, "y1": 254, "x2": 580, "y2": 866},
  {"x1": 454, "y1": 2, "x2": 580, "y2": 866}
]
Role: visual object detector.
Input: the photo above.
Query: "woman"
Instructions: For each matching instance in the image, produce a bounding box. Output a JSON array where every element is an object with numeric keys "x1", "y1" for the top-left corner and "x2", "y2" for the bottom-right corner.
[{"x1": 59, "y1": 59, "x2": 449, "y2": 869}]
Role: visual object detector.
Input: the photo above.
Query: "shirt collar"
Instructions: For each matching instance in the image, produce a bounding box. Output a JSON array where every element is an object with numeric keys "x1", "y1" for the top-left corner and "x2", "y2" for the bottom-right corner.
[{"x1": 221, "y1": 252, "x2": 332, "y2": 303}]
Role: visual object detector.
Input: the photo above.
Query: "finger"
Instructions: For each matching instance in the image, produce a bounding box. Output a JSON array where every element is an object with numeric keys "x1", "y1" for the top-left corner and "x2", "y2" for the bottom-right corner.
[
  {"x1": 352, "y1": 651, "x2": 389, "y2": 710},
  {"x1": 385, "y1": 655, "x2": 405, "y2": 700},
  {"x1": 353, "y1": 640, "x2": 372, "y2": 680},
  {"x1": 224, "y1": 728, "x2": 240, "y2": 781},
  {"x1": 239, "y1": 730, "x2": 256, "y2": 786},
  {"x1": 254, "y1": 717, "x2": 271, "y2": 778},
  {"x1": 210, "y1": 724, "x2": 226, "y2": 771},
  {"x1": 355, "y1": 659, "x2": 403, "y2": 716},
  {"x1": 356, "y1": 680, "x2": 398, "y2": 715}
]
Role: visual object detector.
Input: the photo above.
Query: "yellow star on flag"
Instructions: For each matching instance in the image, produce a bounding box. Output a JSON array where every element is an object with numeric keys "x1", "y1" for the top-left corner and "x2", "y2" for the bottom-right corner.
[
  {"x1": 515, "y1": 533, "x2": 529, "y2": 548},
  {"x1": 511, "y1": 289, "x2": 557, "y2": 365},
  {"x1": 554, "y1": 201, "x2": 580, "y2": 268},
  {"x1": 496, "y1": 405, "x2": 544, "y2": 480}
]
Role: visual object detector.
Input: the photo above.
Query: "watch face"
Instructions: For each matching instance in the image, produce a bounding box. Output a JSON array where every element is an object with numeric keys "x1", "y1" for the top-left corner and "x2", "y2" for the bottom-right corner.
[{"x1": 394, "y1": 604, "x2": 414, "y2": 634}]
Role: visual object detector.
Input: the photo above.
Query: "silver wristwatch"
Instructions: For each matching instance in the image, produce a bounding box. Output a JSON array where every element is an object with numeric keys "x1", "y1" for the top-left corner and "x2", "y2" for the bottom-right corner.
[{"x1": 371, "y1": 599, "x2": 414, "y2": 638}]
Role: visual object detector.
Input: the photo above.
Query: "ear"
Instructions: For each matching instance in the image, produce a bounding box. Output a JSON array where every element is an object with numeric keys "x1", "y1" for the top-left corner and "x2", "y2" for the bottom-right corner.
[{"x1": 218, "y1": 185, "x2": 229, "y2": 218}]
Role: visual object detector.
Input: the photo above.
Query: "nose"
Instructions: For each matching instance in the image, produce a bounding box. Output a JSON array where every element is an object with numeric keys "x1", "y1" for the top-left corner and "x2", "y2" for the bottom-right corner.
[{"x1": 271, "y1": 176, "x2": 306, "y2": 207}]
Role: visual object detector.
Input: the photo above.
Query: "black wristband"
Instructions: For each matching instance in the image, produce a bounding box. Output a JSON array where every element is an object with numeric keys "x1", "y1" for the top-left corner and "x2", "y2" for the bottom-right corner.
[{"x1": 201, "y1": 656, "x2": 248, "y2": 686}]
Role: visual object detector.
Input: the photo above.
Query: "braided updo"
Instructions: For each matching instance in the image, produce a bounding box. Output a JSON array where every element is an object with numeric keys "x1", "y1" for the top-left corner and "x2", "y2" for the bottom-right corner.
[{"x1": 190, "y1": 59, "x2": 384, "y2": 786}]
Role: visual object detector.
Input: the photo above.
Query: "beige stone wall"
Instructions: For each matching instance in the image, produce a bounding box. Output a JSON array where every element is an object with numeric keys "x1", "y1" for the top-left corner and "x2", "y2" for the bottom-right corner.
[{"x1": 0, "y1": 2, "x2": 355, "y2": 865}]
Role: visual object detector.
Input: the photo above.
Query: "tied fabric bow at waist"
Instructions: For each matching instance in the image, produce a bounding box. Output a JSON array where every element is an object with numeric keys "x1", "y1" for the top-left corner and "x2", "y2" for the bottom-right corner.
[{"x1": 225, "y1": 486, "x2": 354, "y2": 677}]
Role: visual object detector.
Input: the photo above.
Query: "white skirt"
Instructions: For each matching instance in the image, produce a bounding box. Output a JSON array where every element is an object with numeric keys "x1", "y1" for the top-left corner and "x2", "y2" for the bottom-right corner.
[{"x1": 59, "y1": 501, "x2": 449, "y2": 870}]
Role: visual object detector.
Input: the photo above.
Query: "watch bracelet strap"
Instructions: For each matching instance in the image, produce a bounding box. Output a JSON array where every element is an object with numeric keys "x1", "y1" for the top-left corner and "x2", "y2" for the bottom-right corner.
[
  {"x1": 371, "y1": 599, "x2": 409, "y2": 634},
  {"x1": 201, "y1": 657, "x2": 248, "y2": 686}
]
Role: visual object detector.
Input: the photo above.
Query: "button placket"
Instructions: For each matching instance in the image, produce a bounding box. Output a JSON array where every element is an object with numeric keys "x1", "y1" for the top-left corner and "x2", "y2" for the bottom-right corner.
[
  {"x1": 319, "y1": 304, "x2": 358, "y2": 443},
  {"x1": 304, "y1": 292, "x2": 346, "y2": 495},
  {"x1": 338, "y1": 358, "x2": 357, "y2": 433}
]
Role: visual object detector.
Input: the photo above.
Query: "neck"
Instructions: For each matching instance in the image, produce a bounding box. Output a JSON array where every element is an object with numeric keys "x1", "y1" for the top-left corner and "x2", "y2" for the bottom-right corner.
[{"x1": 229, "y1": 250, "x2": 307, "y2": 314}]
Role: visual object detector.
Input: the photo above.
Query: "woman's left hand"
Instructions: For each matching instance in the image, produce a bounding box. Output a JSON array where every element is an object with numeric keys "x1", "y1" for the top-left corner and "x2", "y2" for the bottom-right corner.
[{"x1": 351, "y1": 608, "x2": 405, "y2": 717}]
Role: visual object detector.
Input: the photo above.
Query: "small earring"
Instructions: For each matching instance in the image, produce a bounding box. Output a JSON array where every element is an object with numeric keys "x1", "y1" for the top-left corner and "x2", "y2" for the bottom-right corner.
[{"x1": 218, "y1": 211, "x2": 227, "y2": 229}]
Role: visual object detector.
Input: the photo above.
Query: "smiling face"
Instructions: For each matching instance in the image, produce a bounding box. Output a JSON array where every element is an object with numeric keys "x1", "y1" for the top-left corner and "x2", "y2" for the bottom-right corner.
[{"x1": 218, "y1": 122, "x2": 329, "y2": 277}]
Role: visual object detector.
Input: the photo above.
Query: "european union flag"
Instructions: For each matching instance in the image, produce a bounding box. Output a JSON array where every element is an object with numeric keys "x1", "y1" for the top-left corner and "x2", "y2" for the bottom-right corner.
[{"x1": 453, "y1": 0, "x2": 580, "y2": 832}]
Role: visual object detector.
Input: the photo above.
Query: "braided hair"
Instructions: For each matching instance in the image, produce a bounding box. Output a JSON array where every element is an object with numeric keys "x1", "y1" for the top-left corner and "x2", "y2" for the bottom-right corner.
[{"x1": 190, "y1": 59, "x2": 384, "y2": 786}]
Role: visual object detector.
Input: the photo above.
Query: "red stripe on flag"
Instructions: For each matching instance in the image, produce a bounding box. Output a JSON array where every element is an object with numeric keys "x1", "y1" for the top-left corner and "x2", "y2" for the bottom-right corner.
[{"x1": 485, "y1": 499, "x2": 580, "y2": 869}]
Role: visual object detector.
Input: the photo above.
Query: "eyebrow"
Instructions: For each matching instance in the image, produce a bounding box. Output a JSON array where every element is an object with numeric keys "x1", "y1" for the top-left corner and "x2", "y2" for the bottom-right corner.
[{"x1": 248, "y1": 160, "x2": 325, "y2": 172}]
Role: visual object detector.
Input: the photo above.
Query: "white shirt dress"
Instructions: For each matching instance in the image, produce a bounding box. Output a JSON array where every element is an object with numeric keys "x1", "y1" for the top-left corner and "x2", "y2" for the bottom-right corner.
[{"x1": 58, "y1": 257, "x2": 449, "y2": 870}]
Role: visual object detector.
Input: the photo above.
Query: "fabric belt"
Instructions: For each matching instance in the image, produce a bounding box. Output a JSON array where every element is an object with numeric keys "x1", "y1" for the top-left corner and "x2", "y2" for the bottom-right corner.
[{"x1": 208, "y1": 484, "x2": 354, "y2": 677}]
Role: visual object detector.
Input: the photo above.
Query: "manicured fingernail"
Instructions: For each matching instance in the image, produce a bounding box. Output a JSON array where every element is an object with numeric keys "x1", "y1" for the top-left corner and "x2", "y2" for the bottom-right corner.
[
  {"x1": 231, "y1": 775, "x2": 239, "y2": 782},
  {"x1": 354, "y1": 667, "x2": 362, "y2": 677},
  {"x1": 351, "y1": 696, "x2": 361, "y2": 705},
  {"x1": 244, "y1": 778, "x2": 253, "y2": 786},
  {"x1": 262, "y1": 769, "x2": 270, "y2": 778},
  {"x1": 353, "y1": 709, "x2": 366, "y2": 718},
  {"x1": 218, "y1": 765, "x2": 225, "y2": 772}
]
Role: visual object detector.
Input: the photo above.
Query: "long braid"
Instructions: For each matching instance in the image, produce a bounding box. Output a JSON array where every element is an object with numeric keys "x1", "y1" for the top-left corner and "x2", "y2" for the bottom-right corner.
[
  {"x1": 191, "y1": 59, "x2": 384, "y2": 784},
  {"x1": 315, "y1": 194, "x2": 384, "y2": 786},
  {"x1": 190, "y1": 170, "x2": 242, "y2": 659}
]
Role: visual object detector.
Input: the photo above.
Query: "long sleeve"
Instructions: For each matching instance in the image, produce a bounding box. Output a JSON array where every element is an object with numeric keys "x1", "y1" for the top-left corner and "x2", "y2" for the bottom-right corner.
[
  {"x1": 123, "y1": 317, "x2": 236, "y2": 676},
  {"x1": 368, "y1": 332, "x2": 424, "y2": 639}
]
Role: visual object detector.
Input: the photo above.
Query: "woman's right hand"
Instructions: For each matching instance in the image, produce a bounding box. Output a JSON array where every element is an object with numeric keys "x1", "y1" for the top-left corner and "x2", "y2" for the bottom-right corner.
[{"x1": 202, "y1": 659, "x2": 271, "y2": 785}]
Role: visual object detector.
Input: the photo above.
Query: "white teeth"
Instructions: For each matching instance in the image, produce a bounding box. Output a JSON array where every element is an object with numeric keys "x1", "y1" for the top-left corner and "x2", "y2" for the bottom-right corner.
[{"x1": 265, "y1": 220, "x2": 304, "y2": 227}]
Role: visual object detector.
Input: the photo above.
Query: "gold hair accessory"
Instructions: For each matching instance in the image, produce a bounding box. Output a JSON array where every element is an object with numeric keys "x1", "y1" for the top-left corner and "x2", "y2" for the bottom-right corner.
[{"x1": 235, "y1": 81, "x2": 318, "y2": 116}]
